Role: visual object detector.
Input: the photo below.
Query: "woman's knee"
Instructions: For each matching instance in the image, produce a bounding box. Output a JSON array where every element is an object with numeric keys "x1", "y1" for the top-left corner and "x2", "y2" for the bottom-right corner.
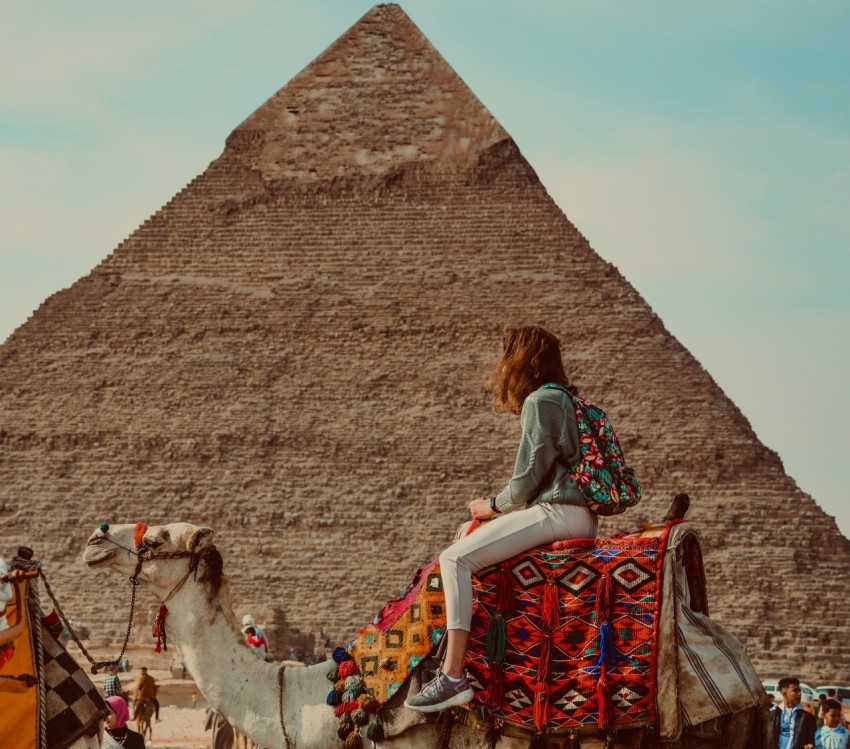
[{"x1": 439, "y1": 547, "x2": 458, "y2": 569}]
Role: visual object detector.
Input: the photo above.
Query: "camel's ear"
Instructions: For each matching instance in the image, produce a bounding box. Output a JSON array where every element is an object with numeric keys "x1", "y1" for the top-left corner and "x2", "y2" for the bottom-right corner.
[{"x1": 186, "y1": 527, "x2": 214, "y2": 553}]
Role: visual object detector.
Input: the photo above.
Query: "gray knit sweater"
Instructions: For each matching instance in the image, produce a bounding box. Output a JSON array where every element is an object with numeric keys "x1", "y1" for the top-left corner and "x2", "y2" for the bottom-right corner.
[{"x1": 494, "y1": 385, "x2": 587, "y2": 513}]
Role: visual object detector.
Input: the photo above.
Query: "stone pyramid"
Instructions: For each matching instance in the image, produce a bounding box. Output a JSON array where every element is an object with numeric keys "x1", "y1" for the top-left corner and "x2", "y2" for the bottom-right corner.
[{"x1": 1, "y1": 4, "x2": 846, "y2": 680}]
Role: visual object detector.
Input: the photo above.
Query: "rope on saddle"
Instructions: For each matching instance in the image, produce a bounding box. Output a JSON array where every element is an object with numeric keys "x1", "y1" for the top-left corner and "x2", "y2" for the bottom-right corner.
[
  {"x1": 278, "y1": 665, "x2": 294, "y2": 749},
  {"x1": 12, "y1": 553, "x2": 47, "y2": 748}
]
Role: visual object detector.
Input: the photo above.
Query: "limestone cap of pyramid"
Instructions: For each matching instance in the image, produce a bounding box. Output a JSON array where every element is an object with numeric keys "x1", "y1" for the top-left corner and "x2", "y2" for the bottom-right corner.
[{"x1": 227, "y1": 3, "x2": 510, "y2": 181}]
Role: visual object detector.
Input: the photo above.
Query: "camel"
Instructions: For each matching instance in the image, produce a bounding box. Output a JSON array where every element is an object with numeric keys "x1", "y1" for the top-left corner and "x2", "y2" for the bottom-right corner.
[{"x1": 82, "y1": 522, "x2": 768, "y2": 748}]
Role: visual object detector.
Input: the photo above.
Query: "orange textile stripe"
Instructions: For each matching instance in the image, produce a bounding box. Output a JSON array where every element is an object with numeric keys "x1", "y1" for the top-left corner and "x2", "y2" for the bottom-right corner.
[{"x1": 0, "y1": 595, "x2": 38, "y2": 749}]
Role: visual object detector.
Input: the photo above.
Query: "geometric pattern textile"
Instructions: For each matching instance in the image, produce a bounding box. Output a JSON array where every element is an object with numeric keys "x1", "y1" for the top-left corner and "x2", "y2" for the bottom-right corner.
[
  {"x1": 348, "y1": 522, "x2": 677, "y2": 734},
  {"x1": 465, "y1": 527, "x2": 673, "y2": 733},
  {"x1": 350, "y1": 558, "x2": 447, "y2": 703}
]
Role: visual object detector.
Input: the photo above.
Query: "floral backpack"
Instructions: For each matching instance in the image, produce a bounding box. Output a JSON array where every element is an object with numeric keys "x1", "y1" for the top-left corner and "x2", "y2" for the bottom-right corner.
[{"x1": 543, "y1": 383, "x2": 642, "y2": 516}]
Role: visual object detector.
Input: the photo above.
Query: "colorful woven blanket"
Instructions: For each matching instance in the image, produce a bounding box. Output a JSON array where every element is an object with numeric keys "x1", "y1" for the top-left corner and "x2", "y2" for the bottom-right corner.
[
  {"x1": 340, "y1": 523, "x2": 675, "y2": 742},
  {"x1": 465, "y1": 530, "x2": 671, "y2": 733}
]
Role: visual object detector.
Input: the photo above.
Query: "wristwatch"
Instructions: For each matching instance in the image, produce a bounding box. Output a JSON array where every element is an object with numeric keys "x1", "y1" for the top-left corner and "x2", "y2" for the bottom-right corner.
[{"x1": 489, "y1": 496, "x2": 500, "y2": 514}]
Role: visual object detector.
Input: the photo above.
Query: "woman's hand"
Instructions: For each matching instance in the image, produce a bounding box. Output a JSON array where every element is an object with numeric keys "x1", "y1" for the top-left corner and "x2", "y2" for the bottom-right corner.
[{"x1": 468, "y1": 497, "x2": 496, "y2": 520}]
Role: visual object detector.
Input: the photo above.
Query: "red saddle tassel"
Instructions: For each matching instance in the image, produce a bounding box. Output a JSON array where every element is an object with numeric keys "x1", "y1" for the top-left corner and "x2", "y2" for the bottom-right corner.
[
  {"x1": 533, "y1": 682, "x2": 550, "y2": 731},
  {"x1": 541, "y1": 581, "x2": 559, "y2": 631},
  {"x1": 597, "y1": 668, "x2": 612, "y2": 730},
  {"x1": 537, "y1": 635, "x2": 552, "y2": 682},
  {"x1": 488, "y1": 661, "x2": 504, "y2": 709},
  {"x1": 496, "y1": 565, "x2": 514, "y2": 615}
]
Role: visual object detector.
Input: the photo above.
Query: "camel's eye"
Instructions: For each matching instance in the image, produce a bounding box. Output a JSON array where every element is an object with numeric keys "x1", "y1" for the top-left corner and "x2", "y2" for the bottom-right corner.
[{"x1": 144, "y1": 538, "x2": 163, "y2": 549}]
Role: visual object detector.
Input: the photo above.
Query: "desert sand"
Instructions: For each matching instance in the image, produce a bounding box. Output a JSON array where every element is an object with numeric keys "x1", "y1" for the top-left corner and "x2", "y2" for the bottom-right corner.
[{"x1": 84, "y1": 646, "x2": 211, "y2": 748}]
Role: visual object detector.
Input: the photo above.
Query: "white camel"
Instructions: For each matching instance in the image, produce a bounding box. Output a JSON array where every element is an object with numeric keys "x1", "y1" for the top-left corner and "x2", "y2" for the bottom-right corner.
[
  {"x1": 0, "y1": 555, "x2": 101, "y2": 749},
  {"x1": 82, "y1": 522, "x2": 765, "y2": 749}
]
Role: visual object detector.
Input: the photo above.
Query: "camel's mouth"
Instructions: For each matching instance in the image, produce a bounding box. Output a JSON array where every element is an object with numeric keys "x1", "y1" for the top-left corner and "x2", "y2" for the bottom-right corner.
[{"x1": 82, "y1": 538, "x2": 115, "y2": 566}]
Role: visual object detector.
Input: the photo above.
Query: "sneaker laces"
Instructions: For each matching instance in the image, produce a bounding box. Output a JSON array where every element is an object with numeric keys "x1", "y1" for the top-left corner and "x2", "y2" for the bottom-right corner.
[{"x1": 419, "y1": 673, "x2": 447, "y2": 698}]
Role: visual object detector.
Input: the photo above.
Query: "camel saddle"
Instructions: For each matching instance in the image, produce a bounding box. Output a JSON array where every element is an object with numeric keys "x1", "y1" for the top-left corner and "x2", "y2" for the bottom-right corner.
[{"x1": 346, "y1": 520, "x2": 679, "y2": 738}]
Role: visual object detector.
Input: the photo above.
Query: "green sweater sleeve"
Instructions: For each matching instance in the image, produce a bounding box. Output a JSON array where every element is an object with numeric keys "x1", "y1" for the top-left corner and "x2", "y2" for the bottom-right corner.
[{"x1": 494, "y1": 391, "x2": 566, "y2": 513}]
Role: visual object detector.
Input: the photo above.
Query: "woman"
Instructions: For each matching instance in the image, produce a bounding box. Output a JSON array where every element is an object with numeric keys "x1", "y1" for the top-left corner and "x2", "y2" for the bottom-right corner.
[
  {"x1": 102, "y1": 695, "x2": 145, "y2": 749},
  {"x1": 405, "y1": 325, "x2": 599, "y2": 713}
]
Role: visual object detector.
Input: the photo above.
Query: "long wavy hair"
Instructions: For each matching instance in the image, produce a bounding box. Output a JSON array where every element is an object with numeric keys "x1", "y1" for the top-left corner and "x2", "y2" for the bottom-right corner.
[{"x1": 487, "y1": 325, "x2": 571, "y2": 415}]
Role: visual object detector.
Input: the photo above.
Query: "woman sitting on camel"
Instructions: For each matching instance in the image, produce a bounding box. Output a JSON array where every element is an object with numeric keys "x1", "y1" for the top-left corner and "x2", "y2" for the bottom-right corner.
[{"x1": 405, "y1": 325, "x2": 599, "y2": 713}]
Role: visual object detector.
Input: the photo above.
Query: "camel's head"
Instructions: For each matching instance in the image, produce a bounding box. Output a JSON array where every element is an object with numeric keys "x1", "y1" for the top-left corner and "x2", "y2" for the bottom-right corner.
[{"x1": 83, "y1": 522, "x2": 223, "y2": 601}]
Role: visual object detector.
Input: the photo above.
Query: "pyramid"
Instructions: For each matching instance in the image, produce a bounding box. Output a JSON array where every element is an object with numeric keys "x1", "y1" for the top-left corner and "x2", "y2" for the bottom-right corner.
[{"x1": 1, "y1": 4, "x2": 847, "y2": 680}]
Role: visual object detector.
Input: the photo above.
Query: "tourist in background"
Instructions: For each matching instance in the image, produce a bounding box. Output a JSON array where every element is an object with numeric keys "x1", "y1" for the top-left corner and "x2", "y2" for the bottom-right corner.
[
  {"x1": 103, "y1": 664, "x2": 123, "y2": 700},
  {"x1": 815, "y1": 699, "x2": 849, "y2": 749},
  {"x1": 244, "y1": 625, "x2": 269, "y2": 660},
  {"x1": 768, "y1": 676, "x2": 817, "y2": 749},
  {"x1": 241, "y1": 613, "x2": 268, "y2": 647},
  {"x1": 135, "y1": 666, "x2": 160, "y2": 722},
  {"x1": 103, "y1": 695, "x2": 145, "y2": 749}
]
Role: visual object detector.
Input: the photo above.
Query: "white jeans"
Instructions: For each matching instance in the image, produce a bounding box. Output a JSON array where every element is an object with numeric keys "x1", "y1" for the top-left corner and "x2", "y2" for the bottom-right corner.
[{"x1": 439, "y1": 502, "x2": 598, "y2": 631}]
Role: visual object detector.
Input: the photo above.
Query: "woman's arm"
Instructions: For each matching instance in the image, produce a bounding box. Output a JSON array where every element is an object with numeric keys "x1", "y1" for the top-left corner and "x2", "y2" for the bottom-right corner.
[{"x1": 493, "y1": 393, "x2": 564, "y2": 513}]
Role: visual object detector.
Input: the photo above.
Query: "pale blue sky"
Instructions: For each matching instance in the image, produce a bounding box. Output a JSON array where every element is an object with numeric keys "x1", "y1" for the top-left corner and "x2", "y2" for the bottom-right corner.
[{"x1": 2, "y1": 2, "x2": 848, "y2": 532}]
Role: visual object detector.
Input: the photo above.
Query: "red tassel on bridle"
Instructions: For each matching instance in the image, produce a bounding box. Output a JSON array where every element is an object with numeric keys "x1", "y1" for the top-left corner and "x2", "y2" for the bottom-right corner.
[{"x1": 154, "y1": 604, "x2": 168, "y2": 653}]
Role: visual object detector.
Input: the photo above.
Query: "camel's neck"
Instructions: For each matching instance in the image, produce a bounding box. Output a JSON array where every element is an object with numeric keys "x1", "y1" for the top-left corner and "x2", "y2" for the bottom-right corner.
[{"x1": 162, "y1": 580, "x2": 283, "y2": 747}]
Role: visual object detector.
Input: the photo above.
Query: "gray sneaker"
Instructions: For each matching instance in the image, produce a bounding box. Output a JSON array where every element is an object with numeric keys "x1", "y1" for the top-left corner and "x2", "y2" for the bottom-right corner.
[{"x1": 404, "y1": 672, "x2": 474, "y2": 713}]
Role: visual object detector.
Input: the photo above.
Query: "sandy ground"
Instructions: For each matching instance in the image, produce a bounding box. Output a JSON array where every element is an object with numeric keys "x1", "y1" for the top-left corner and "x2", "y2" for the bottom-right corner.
[{"x1": 81, "y1": 646, "x2": 213, "y2": 749}]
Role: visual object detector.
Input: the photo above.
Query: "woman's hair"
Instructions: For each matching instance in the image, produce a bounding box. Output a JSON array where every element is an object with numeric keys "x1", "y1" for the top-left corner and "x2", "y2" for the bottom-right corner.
[{"x1": 487, "y1": 325, "x2": 571, "y2": 415}]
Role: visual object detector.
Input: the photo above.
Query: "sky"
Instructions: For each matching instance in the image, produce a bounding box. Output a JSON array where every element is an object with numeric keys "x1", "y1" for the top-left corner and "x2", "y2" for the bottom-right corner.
[{"x1": 2, "y1": 2, "x2": 848, "y2": 533}]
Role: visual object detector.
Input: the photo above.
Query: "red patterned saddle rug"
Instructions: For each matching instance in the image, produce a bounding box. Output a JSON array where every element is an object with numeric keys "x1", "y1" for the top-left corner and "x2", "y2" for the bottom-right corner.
[{"x1": 340, "y1": 522, "x2": 677, "y2": 742}]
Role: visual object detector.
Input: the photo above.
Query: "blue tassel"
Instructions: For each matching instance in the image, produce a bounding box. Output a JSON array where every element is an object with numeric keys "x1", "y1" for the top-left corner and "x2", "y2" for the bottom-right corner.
[
  {"x1": 595, "y1": 621, "x2": 616, "y2": 669},
  {"x1": 327, "y1": 688, "x2": 341, "y2": 706},
  {"x1": 332, "y1": 647, "x2": 352, "y2": 663}
]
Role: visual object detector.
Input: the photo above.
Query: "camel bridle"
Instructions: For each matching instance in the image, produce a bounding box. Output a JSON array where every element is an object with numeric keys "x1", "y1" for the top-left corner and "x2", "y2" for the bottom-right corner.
[{"x1": 56, "y1": 532, "x2": 208, "y2": 674}]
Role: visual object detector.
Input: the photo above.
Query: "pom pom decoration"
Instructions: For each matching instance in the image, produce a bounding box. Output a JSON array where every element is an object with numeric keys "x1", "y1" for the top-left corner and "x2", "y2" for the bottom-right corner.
[
  {"x1": 344, "y1": 730, "x2": 363, "y2": 749},
  {"x1": 365, "y1": 718, "x2": 384, "y2": 741},
  {"x1": 99, "y1": 522, "x2": 109, "y2": 533},
  {"x1": 335, "y1": 679, "x2": 347, "y2": 692},
  {"x1": 333, "y1": 702, "x2": 347, "y2": 718},
  {"x1": 337, "y1": 723, "x2": 352, "y2": 740},
  {"x1": 357, "y1": 694, "x2": 379, "y2": 712},
  {"x1": 344, "y1": 675, "x2": 364, "y2": 694},
  {"x1": 352, "y1": 707, "x2": 369, "y2": 726},
  {"x1": 327, "y1": 665, "x2": 339, "y2": 681},
  {"x1": 338, "y1": 659, "x2": 357, "y2": 679},
  {"x1": 332, "y1": 647, "x2": 352, "y2": 664},
  {"x1": 326, "y1": 688, "x2": 341, "y2": 706},
  {"x1": 134, "y1": 522, "x2": 148, "y2": 548}
]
